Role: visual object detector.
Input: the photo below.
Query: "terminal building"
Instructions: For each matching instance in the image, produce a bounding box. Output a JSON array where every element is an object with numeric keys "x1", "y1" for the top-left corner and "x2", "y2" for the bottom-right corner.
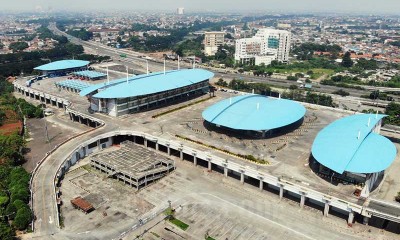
[
  {"x1": 202, "y1": 94, "x2": 306, "y2": 138},
  {"x1": 34, "y1": 60, "x2": 90, "y2": 77},
  {"x1": 80, "y1": 69, "x2": 214, "y2": 116},
  {"x1": 310, "y1": 114, "x2": 397, "y2": 195}
]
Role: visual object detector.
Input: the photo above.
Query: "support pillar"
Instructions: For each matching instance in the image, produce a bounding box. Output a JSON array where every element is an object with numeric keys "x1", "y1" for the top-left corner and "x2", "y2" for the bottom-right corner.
[
  {"x1": 240, "y1": 172, "x2": 244, "y2": 184},
  {"x1": 78, "y1": 116, "x2": 82, "y2": 124},
  {"x1": 382, "y1": 219, "x2": 389, "y2": 229},
  {"x1": 97, "y1": 140, "x2": 101, "y2": 150},
  {"x1": 156, "y1": 142, "x2": 159, "y2": 151},
  {"x1": 259, "y1": 180, "x2": 263, "y2": 191},
  {"x1": 167, "y1": 146, "x2": 171, "y2": 156},
  {"x1": 347, "y1": 211, "x2": 354, "y2": 226},
  {"x1": 193, "y1": 155, "x2": 197, "y2": 166},
  {"x1": 144, "y1": 138, "x2": 147, "y2": 148},
  {"x1": 279, "y1": 184, "x2": 284, "y2": 200},
  {"x1": 179, "y1": 149, "x2": 183, "y2": 160},
  {"x1": 224, "y1": 167, "x2": 228, "y2": 177},
  {"x1": 208, "y1": 160, "x2": 211, "y2": 171},
  {"x1": 300, "y1": 194, "x2": 306, "y2": 208},
  {"x1": 362, "y1": 216, "x2": 370, "y2": 225},
  {"x1": 324, "y1": 201, "x2": 330, "y2": 217}
]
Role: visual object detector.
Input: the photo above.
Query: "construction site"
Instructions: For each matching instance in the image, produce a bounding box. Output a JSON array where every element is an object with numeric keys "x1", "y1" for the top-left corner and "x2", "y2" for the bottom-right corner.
[{"x1": 90, "y1": 140, "x2": 175, "y2": 190}]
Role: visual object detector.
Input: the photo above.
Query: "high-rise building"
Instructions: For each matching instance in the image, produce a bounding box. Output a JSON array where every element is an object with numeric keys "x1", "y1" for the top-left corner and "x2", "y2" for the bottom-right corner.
[
  {"x1": 177, "y1": 7, "x2": 185, "y2": 15},
  {"x1": 204, "y1": 31, "x2": 225, "y2": 56},
  {"x1": 234, "y1": 28, "x2": 291, "y2": 65}
]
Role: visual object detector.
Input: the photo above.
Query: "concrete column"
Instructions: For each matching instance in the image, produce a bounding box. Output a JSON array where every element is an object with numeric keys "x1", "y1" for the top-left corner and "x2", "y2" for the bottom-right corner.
[
  {"x1": 208, "y1": 160, "x2": 211, "y2": 171},
  {"x1": 300, "y1": 194, "x2": 306, "y2": 208},
  {"x1": 179, "y1": 149, "x2": 183, "y2": 160},
  {"x1": 156, "y1": 142, "x2": 159, "y2": 151},
  {"x1": 193, "y1": 155, "x2": 197, "y2": 166},
  {"x1": 144, "y1": 138, "x2": 147, "y2": 148},
  {"x1": 78, "y1": 116, "x2": 82, "y2": 124},
  {"x1": 167, "y1": 146, "x2": 171, "y2": 156},
  {"x1": 363, "y1": 216, "x2": 370, "y2": 225},
  {"x1": 347, "y1": 211, "x2": 354, "y2": 226},
  {"x1": 69, "y1": 113, "x2": 73, "y2": 120},
  {"x1": 279, "y1": 184, "x2": 284, "y2": 200},
  {"x1": 224, "y1": 167, "x2": 228, "y2": 177},
  {"x1": 97, "y1": 140, "x2": 101, "y2": 150},
  {"x1": 382, "y1": 219, "x2": 389, "y2": 229},
  {"x1": 240, "y1": 172, "x2": 244, "y2": 184},
  {"x1": 259, "y1": 180, "x2": 263, "y2": 191},
  {"x1": 324, "y1": 201, "x2": 330, "y2": 217}
]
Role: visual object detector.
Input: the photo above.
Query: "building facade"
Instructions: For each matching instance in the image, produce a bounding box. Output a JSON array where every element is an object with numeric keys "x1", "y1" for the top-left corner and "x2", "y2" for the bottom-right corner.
[
  {"x1": 234, "y1": 28, "x2": 291, "y2": 65},
  {"x1": 204, "y1": 31, "x2": 225, "y2": 56}
]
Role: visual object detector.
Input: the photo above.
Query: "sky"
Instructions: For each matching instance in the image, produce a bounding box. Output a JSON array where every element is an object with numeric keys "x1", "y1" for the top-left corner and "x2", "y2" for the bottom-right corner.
[{"x1": 2, "y1": 0, "x2": 400, "y2": 14}]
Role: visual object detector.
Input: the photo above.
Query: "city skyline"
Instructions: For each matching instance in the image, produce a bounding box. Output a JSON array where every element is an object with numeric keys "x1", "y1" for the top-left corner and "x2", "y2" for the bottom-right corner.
[{"x1": 2, "y1": 0, "x2": 400, "y2": 14}]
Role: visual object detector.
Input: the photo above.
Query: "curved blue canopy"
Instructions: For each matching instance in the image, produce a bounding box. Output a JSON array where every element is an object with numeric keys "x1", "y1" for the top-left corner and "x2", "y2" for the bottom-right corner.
[
  {"x1": 34, "y1": 60, "x2": 89, "y2": 71},
  {"x1": 80, "y1": 69, "x2": 214, "y2": 99},
  {"x1": 202, "y1": 94, "x2": 306, "y2": 131},
  {"x1": 311, "y1": 114, "x2": 397, "y2": 174}
]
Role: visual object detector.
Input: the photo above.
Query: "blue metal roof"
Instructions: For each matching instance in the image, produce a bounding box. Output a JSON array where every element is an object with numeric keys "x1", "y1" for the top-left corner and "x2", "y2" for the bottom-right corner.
[
  {"x1": 311, "y1": 114, "x2": 397, "y2": 174},
  {"x1": 74, "y1": 70, "x2": 106, "y2": 79},
  {"x1": 34, "y1": 60, "x2": 89, "y2": 71},
  {"x1": 80, "y1": 69, "x2": 214, "y2": 99},
  {"x1": 202, "y1": 94, "x2": 306, "y2": 131},
  {"x1": 55, "y1": 80, "x2": 92, "y2": 91}
]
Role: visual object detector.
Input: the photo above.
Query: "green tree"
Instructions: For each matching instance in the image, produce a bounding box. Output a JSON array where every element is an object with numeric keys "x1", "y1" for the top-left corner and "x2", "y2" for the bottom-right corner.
[
  {"x1": 0, "y1": 222, "x2": 14, "y2": 240},
  {"x1": 341, "y1": 51, "x2": 353, "y2": 68},
  {"x1": 9, "y1": 42, "x2": 29, "y2": 52},
  {"x1": 13, "y1": 206, "x2": 32, "y2": 230}
]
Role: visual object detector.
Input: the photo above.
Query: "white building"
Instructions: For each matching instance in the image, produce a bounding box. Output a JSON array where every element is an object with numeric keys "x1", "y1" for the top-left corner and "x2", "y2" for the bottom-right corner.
[
  {"x1": 204, "y1": 31, "x2": 225, "y2": 56},
  {"x1": 177, "y1": 7, "x2": 185, "y2": 15},
  {"x1": 234, "y1": 28, "x2": 291, "y2": 65}
]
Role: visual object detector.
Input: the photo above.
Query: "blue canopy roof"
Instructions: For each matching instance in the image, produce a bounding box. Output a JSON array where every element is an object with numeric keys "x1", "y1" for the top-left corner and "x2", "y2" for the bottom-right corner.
[
  {"x1": 311, "y1": 114, "x2": 397, "y2": 174},
  {"x1": 74, "y1": 70, "x2": 106, "y2": 79},
  {"x1": 34, "y1": 60, "x2": 89, "y2": 71},
  {"x1": 80, "y1": 69, "x2": 214, "y2": 99},
  {"x1": 202, "y1": 94, "x2": 306, "y2": 131}
]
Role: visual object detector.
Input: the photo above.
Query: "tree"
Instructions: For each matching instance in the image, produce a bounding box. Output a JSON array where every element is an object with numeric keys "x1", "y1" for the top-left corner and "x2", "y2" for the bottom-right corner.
[
  {"x1": 0, "y1": 42, "x2": 4, "y2": 49},
  {"x1": 332, "y1": 89, "x2": 350, "y2": 97},
  {"x1": 13, "y1": 206, "x2": 32, "y2": 230},
  {"x1": 9, "y1": 42, "x2": 29, "y2": 52},
  {"x1": 0, "y1": 222, "x2": 14, "y2": 240},
  {"x1": 341, "y1": 51, "x2": 353, "y2": 68}
]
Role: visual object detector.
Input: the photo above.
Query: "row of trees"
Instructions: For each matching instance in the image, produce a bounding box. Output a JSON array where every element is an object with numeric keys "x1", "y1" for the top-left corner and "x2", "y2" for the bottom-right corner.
[
  {"x1": 66, "y1": 28, "x2": 93, "y2": 41},
  {"x1": 0, "y1": 80, "x2": 39, "y2": 238},
  {"x1": 292, "y1": 43, "x2": 342, "y2": 60},
  {"x1": 215, "y1": 78, "x2": 334, "y2": 107}
]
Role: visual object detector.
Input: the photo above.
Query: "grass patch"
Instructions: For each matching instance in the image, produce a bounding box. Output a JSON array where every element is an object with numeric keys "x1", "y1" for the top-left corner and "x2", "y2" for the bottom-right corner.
[
  {"x1": 81, "y1": 164, "x2": 93, "y2": 172},
  {"x1": 176, "y1": 134, "x2": 269, "y2": 165},
  {"x1": 152, "y1": 96, "x2": 215, "y2": 119},
  {"x1": 169, "y1": 218, "x2": 189, "y2": 231},
  {"x1": 206, "y1": 237, "x2": 216, "y2": 240},
  {"x1": 151, "y1": 232, "x2": 160, "y2": 237}
]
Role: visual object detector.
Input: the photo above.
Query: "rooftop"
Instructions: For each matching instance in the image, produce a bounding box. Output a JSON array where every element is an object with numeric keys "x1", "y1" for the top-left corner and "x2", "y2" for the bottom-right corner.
[
  {"x1": 311, "y1": 114, "x2": 397, "y2": 174},
  {"x1": 79, "y1": 69, "x2": 214, "y2": 99},
  {"x1": 202, "y1": 94, "x2": 306, "y2": 131},
  {"x1": 34, "y1": 60, "x2": 90, "y2": 71}
]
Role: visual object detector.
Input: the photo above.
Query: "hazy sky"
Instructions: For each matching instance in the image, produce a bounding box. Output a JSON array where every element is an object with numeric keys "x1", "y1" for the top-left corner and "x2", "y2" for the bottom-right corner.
[{"x1": 2, "y1": 0, "x2": 400, "y2": 14}]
